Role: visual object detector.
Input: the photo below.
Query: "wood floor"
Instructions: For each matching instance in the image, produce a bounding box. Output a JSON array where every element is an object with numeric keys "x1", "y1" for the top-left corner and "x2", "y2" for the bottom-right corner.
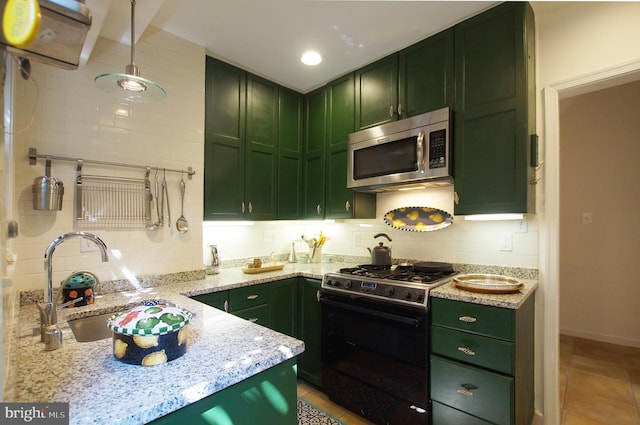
[
  {"x1": 560, "y1": 335, "x2": 640, "y2": 425},
  {"x1": 297, "y1": 380, "x2": 373, "y2": 425}
]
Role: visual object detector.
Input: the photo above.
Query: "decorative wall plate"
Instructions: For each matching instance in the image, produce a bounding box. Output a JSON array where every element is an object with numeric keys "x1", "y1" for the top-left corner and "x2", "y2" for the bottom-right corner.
[{"x1": 383, "y1": 207, "x2": 453, "y2": 232}]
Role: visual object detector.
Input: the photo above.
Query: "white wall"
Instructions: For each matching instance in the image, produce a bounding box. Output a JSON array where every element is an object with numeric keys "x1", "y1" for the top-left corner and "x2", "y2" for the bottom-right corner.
[
  {"x1": 533, "y1": 2, "x2": 640, "y2": 88},
  {"x1": 11, "y1": 29, "x2": 205, "y2": 292},
  {"x1": 559, "y1": 81, "x2": 640, "y2": 347}
]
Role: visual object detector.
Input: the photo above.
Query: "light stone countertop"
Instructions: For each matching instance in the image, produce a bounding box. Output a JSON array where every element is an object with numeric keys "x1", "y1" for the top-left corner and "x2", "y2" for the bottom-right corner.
[
  {"x1": 13, "y1": 261, "x2": 537, "y2": 424},
  {"x1": 431, "y1": 278, "x2": 538, "y2": 309},
  {"x1": 14, "y1": 262, "x2": 346, "y2": 425}
]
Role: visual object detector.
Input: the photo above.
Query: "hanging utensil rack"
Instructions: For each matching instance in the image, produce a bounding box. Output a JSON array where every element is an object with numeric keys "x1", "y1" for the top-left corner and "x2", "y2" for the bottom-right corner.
[
  {"x1": 28, "y1": 148, "x2": 195, "y2": 179},
  {"x1": 29, "y1": 148, "x2": 194, "y2": 229},
  {"x1": 76, "y1": 172, "x2": 151, "y2": 228}
]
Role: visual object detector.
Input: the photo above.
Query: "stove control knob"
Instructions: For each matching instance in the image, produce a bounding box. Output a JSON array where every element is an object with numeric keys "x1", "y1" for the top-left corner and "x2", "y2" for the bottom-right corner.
[
  {"x1": 326, "y1": 279, "x2": 337, "y2": 287},
  {"x1": 343, "y1": 280, "x2": 352, "y2": 289},
  {"x1": 403, "y1": 290, "x2": 412, "y2": 300},
  {"x1": 415, "y1": 293, "x2": 424, "y2": 303},
  {"x1": 384, "y1": 286, "x2": 395, "y2": 296}
]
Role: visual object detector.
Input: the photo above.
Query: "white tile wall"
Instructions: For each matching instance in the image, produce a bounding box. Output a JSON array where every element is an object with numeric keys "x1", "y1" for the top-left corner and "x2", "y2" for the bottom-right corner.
[
  {"x1": 11, "y1": 29, "x2": 205, "y2": 292},
  {"x1": 203, "y1": 185, "x2": 539, "y2": 269}
]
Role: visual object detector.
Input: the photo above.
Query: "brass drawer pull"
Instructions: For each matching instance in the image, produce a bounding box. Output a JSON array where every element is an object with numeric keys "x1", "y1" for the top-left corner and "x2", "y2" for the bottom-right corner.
[
  {"x1": 458, "y1": 315, "x2": 477, "y2": 323},
  {"x1": 457, "y1": 346, "x2": 476, "y2": 356},
  {"x1": 246, "y1": 295, "x2": 259, "y2": 300},
  {"x1": 456, "y1": 388, "x2": 474, "y2": 397}
]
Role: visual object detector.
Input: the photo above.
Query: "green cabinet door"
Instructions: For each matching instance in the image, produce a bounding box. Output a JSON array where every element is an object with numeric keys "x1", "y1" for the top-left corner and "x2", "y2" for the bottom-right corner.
[
  {"x1": 453, "y1": 2, "x2": 536, "y2": 215},
  {"x1": 325, "y1": 74, "x2": 376, "y2": 219},
  {"x1": 398, "y1": 27, "x2": 454, "y2": 117},
  {"x1": 297, "y1": 278, "x2": 322, "y2": 387},
  {"x1": 245, "y1": 75, "x2": 278, "y2": 220},
  {"x1": 278, "y1": 88, "x2": 304, "y2": 219},
  {"x1": 150, "y1": 358, "x2": 298, "y2": 425},
  {"x1": 303, "y1": 88, "x2": 326, "y2": 218},
  {"x1": 355, "y1": 55, "x2": 399, "y2": 130},
  {"x1": 268, "y1": 278, "x2": 298, "y2": 337},
  {"x1": 204, "y1": 56, "x2": 246, "y2": 220},
  {"x1": 191, "y1": 291, "x2": 228, "y2": 312}
]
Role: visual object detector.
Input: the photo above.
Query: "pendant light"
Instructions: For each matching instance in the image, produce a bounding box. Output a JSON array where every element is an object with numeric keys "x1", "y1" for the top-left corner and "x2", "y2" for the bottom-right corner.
[{"x1": 94, "y1": 0, "x2": 166, "y2": 102}]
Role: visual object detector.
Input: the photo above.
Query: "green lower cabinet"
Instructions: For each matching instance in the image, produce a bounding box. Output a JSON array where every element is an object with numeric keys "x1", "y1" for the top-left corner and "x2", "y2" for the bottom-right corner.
[
  {"x1": 297, "y1": 278, "x2": 322, "y2": 387},
  {"x1": 269, "y1": 278, "x2": 298, "y2": 337},
  {"x1": 432, "y1": 401, "x2": 492, "y2": 425},
  {"x1": 232, "y1": 304, "x2": 270, "y2": 327},
  {"x1": 191, "y1": 291, "x2": 228, "y2": 312},
  {"x1": 431, "y1": 355, "x2": 513, "y2": 425},
  {"x1": 149, "y1": 358, "x2": 298, "y2": 425},
  {"x1": 430, "y1": 296, "x2": 535, "y2": 425},
  {"x1": 432, "y1": 326, "x2": 514, "y2": 375}
]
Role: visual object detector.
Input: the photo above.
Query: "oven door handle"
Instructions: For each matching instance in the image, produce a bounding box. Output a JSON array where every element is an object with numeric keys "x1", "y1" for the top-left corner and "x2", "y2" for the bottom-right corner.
[{"x1": 319, "y1": 296, "x2": 422, "y2": 327}]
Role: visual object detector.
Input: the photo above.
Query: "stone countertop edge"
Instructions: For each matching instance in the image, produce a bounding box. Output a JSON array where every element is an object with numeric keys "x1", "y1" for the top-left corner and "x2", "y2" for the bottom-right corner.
[
  {"x1": 430, "y1": 279, "x2": 538, "y2": 309},
  {"x1": 14, "y1": 262, "x2": 537, "y2": 424}
]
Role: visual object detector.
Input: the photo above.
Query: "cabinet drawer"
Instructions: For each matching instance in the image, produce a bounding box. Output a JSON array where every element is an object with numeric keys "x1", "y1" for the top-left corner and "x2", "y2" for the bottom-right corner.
[
  {"x1": 432, "y1": 298, "x2": 514, "y2": 341},
  {"x1": 432, "y1": 325, "x2": 514, "y2": 374},
  {"x1": 432, "y1": 401, "x2": 492, "y2": 425},
  {"x1": 232, "y1": 304, "x2": 269, "y2": 327},
  {"x1": 229, "y1": 285, "x2": 269, "y2": 310},
  {"x1": 431, "y1": 355, "x2": 513, "y2": 425}
]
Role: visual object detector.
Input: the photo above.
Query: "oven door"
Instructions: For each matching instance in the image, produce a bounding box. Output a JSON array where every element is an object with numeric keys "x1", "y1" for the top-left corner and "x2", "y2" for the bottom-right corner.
[{"x1": 320, "y1": 291, "x2": 431, "y2": 425}]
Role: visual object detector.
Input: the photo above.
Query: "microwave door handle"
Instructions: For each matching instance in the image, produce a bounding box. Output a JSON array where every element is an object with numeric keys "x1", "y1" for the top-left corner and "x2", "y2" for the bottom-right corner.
[{"x1": 416, "y1": 131, "x2": 426, "y2": 172}]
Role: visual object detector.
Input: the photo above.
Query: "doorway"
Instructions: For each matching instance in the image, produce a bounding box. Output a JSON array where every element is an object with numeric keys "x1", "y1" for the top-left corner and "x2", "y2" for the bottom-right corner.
[{"x1": 542, "y1": 61, "x2": 640, "y2": 425}]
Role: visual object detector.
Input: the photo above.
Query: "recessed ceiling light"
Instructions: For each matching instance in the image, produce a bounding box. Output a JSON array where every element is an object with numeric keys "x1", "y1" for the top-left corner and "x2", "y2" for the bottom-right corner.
[{"x1": 301, "y1": 51, "x2": 322, "y2": 66}]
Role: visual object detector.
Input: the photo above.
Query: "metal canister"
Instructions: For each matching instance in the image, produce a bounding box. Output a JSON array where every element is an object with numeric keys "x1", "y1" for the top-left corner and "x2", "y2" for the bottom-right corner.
[
  {"x1": 32, "y1": 158, "x2": 64, "y2": 210},
  {"x1": 32, "y1": 175, "x2": 64, "y2": 210}
]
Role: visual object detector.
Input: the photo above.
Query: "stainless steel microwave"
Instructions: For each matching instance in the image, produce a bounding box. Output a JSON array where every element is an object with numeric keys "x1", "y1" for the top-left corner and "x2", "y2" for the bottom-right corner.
[{"x1": 347, "y1": 107, "x2": 453, "y2": 192}]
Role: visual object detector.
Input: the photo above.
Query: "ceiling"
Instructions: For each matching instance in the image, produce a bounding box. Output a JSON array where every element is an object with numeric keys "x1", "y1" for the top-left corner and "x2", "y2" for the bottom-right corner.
[{"x1": 84, "y1": 0, "x2": 498, "y2": 93}]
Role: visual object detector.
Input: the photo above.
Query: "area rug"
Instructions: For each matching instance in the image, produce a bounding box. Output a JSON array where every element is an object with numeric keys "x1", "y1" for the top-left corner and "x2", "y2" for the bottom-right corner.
[{"x1": 297, "y1": 398, "x2": 346, "y2": 425}]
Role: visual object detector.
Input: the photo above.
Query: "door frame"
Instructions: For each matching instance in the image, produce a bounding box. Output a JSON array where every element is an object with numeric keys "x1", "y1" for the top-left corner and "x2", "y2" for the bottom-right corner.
[{"x1": 541, "y1": 59, "x2": 640, "y2": 425}]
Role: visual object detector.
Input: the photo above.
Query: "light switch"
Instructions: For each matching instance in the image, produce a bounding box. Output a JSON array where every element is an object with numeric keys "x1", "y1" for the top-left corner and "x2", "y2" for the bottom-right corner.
[{"x1": 500, "y1": 233, "x2": 513, "y2": 252}]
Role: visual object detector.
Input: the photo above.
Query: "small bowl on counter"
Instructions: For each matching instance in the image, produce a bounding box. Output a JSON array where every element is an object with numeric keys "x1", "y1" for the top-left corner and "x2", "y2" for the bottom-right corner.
[{"x1": 106, "y1": 300, "x2": 192, "y2": 366}]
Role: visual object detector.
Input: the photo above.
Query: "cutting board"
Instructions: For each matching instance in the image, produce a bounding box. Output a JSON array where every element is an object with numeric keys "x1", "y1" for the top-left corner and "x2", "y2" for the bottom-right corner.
[{"x1": 242, "y1": 264, "x2": 285, "y2": 274}]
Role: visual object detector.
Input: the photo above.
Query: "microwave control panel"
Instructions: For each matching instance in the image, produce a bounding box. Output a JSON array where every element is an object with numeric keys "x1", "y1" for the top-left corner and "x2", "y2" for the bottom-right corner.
[{"x1": 428, "y1": 129, "x2": 447, "y2": 169}]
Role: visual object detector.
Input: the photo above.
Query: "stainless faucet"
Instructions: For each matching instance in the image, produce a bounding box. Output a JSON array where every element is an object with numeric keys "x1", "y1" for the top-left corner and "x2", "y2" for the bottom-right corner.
[{"x1": 40, "y1": 232, "x2": 109, "y2": 350}]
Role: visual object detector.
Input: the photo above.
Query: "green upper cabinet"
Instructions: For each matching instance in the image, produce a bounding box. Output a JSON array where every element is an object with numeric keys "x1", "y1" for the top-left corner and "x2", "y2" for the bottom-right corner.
[
  {"x1": 355, "y1": 28, "x2": 454, "y2": 130},
  {"x1": 355, "y1": 55, "x2": 399, "y2": 129},
  {"x1": 205, "y1": 57, "x2": 303, "y2": 220},
  {"x1": 278, "y1": 88, "x2": 304, "y2": 219},
  {"x1": 204, "y1": 56, "x2": 246, "y2": 220},
  {"x1": 398, "y1": 27, "x2": 454, "y2": 118},
  {"x1": 453, "y1": 2, "x2": 536, "y2": 215},
  {"x1": 245, "y1": 75, "x2": 279, "y2": 220},
  {"x1": 302, "y1": 88, "x2": 327, "y2": 218},
  {"x1": 325, "y1": 74, "x2": 376, "y2": 219}
]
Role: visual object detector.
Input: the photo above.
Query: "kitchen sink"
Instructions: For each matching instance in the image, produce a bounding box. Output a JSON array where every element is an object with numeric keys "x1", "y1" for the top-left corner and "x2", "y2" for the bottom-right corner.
[{"x1": 67, "y1": 311, "x2": 121, "y2": 343}]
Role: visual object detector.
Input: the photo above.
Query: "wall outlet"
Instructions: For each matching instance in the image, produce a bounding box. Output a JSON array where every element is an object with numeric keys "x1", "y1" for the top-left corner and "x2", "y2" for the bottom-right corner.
[
  {"x1": 514, "y1": 219, "x2": 528, "y2": 233},
  {"x1": 263, "y1": 230, "x2": 276, "y2": 244},
  {"x1": 500, "y1": 233, "x2": 513, "y2": 252}
]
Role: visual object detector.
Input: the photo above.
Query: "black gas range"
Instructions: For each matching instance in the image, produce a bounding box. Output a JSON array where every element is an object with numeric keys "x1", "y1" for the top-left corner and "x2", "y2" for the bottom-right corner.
[
  {"x1": 322, "y1": 261, "x2": 456, "y2": 309},
  {"x1": 319, "y1": 261, "x2": 456, "y2": 425}
]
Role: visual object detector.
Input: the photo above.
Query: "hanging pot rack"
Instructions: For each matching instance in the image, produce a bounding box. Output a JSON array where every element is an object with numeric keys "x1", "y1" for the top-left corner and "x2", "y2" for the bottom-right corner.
[{"x1": 28, "y1": 148, "x2": 195, "y2": 179}]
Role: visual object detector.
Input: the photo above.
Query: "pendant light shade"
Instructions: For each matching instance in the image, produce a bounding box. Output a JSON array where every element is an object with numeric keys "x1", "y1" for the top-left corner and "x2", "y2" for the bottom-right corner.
[{"x1": 94, "y1": 0, "x2": 166, "y2": 102}]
